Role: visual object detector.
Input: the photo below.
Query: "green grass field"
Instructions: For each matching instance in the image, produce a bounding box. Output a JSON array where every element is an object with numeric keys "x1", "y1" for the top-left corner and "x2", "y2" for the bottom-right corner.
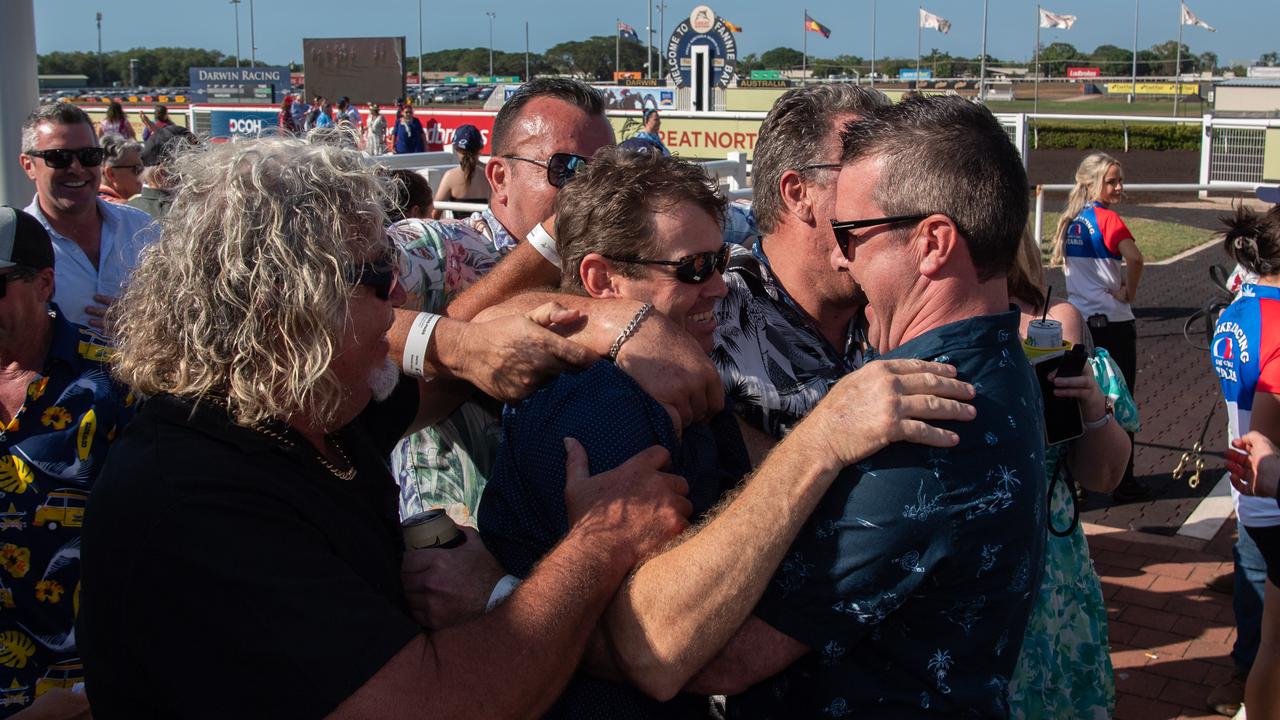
[
  {"x1": 1035, "y1": 212, "x2": 1215, "y2": 264},
  {"x1": 986, "y1": 97, "x2": 1207, "y2": 118}
]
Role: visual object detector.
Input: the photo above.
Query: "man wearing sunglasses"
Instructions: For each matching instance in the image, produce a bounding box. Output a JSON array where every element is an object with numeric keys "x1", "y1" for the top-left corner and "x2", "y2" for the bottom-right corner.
[
  {"x1": 389, "y1": 78, "x2": 621, "y2": 525},
  {"x1": 0, "y1": 207, "x2": 134, "y2": 720},
  {"x1": 19, "y1": 104, "x2": 158, "y2": 331}
]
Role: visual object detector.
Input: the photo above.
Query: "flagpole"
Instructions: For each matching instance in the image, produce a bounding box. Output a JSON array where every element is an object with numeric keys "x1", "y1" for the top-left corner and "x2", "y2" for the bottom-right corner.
[
  {"x1": 803, "y1": 9, "x2": 808, "y2": 82},
  {"x1": 647, "y1": 1, "x2": 653, "y2": 79},
  {"x1": 1174, "y1": 4, "x2": 1184, "y2": 116},
  {"x1": 916, "y1": 5, "x2": 922, "y2": 85},
  {"x1": 616, "y1": 19, "x2": 621, "y2": 77},
  {"x1": 1130, "y1": 0, "x2": 1139, "y2": 103},
  {"x1": 1034, "y1": 5, "x2": 1041, "y2": 115},
  {"x1": 979, "y1": 0, "x2": 989, "y2": 100},
  {"x1": 870, "y1": 0, "x2": 877, "y2": 86}
]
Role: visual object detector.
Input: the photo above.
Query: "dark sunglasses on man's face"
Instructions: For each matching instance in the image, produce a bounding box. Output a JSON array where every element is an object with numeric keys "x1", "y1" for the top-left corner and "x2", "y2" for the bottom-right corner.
[
  {"x1": 0, "y1": 267, "x2": 39, "y2": 300},
  {"x1": 25, "y1": 147, "x2": 106, "y2": 169},
  {"x1": 830, "y1": 214, "x2": 930, "y2": 258},
  {"x1": 346, "y1": 258, "x2": 400, "y2": 300},
  {"x1": 604, "y1": 244, "x2": 731, "y2": 285},
  {"x1": 501, "y1": 152, "x2": 590, "y2": 188}
]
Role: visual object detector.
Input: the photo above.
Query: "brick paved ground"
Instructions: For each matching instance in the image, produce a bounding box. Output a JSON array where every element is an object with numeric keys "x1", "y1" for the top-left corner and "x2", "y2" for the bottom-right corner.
[{"x1": 1091, "y1": 522, "x2": 1239, "y2": 720}]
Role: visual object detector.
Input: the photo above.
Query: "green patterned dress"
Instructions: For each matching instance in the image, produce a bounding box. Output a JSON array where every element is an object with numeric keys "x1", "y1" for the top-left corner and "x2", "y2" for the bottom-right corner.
[{"x1": 1008, "y1": 349, "x2": 1138, "y2": 719}]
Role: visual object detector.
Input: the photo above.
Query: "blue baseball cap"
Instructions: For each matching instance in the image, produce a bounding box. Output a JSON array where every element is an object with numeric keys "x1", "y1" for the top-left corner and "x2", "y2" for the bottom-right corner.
[
  {"x1": 1258, "y1": 186, "x2": 1280, "y2": 205},
  {"x1": 453, "y1": 124, "x2": 484, "y2": 152}
]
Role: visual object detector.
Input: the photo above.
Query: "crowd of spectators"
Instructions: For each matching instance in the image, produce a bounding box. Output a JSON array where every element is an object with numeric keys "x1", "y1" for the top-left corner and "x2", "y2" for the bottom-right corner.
[{"x1": 8, "y1": 76, "x2": 1275, "y2": 719}]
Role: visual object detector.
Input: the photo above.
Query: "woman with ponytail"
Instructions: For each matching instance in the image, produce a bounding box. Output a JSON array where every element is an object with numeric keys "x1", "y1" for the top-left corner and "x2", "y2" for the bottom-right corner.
[
  {"x1": 1212, "y1": 203, "x2": 1280, "y2": 719},
  {"x1": 433, "y1": 123, "x2": 490, "y2": 219},
  {"x1": 1052, "y1": 152, "x2": 1148, "y2": 501}
]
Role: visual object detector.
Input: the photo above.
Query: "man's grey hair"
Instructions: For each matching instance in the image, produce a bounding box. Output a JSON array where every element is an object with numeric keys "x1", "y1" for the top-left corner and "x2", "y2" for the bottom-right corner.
[
  {"x1": 840, "y1": 95, "x2": 1029, "y2": 282},
  {"x1": 751, "y1": 85, "x2": 890, "y2": 235},
  {"x1": 490, "y1": 78, "x2": 606, "y2": 155},
  {"x1": 101, "y1": 134, "x2": 141, "y2": 165},
  {"x1": 21, "y1": 104, "x2": 96, "y2": 153}
]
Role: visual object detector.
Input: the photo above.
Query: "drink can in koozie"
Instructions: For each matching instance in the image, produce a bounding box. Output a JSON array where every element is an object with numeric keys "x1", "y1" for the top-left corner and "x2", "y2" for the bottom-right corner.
[
  {"x1": 1026, "y1": 319, "x2": 1063, "y2": 349},
  {"x1": 402, "y1": 508, "x2": 464, "y2": 550}
]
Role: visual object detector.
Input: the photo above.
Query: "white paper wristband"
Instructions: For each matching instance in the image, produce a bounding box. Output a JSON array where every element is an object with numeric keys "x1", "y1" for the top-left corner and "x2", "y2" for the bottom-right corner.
[
  {"x1": 401, "y1": 312, "x2": 442, "y2": 379},
  {"x1": 486, "y1": 574, "x2": 523, "y2": 612},
  {"x1": 527, "y1": 222, "x2": 561, "y2": 268}
]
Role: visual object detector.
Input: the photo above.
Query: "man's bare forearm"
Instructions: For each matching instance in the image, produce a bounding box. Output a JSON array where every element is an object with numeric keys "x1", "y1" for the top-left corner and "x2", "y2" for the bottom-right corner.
[
  {"x1": 602, "y1": 423, "x2": 840, "y2": 700},
  {"x1": 333, "y1": 522, "x2": 637, "y2": 718}
]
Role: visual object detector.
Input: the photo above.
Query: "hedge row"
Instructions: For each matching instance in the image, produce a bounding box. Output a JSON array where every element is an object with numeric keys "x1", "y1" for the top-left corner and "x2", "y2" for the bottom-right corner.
[{"x1": 1029, "y1": 122, "x2": 1200, "y2": 151}]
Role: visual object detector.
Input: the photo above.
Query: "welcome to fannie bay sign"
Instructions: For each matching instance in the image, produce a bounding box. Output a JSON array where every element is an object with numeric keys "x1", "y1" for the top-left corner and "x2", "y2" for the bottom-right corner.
[{"x1": 665, "y1": 5, "x2": 738, "y2": 89}]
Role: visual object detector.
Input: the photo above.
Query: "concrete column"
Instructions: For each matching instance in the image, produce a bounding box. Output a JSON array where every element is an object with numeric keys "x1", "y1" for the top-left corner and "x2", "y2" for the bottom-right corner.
[{"x1": 0, "y1": 0, "x2": 38, "y2": 207}]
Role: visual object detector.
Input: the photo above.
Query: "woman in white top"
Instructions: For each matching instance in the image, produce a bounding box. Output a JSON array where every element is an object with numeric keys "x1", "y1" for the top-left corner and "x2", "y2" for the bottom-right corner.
[{"x1": 98, "y1": 101, "x2": 136, "y2": 141}]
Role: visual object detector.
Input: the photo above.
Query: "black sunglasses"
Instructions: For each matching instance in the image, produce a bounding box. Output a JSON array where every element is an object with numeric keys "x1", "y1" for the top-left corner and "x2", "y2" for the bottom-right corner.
[
  {"x1": 502, "y1": 152, "x2": 589, "y2": 188},
  {"x1": 604, "y1": 245, "x2": 730, "y2": 285},
  {"x1": 26, "y1": 147, "x2": 106, "y2": 169},
  {"x1": 0, "y1": 267, "x2": 40, "y2": 300},
  {"x1": 830, "y1": 214, "x2": 930, "y2": 258},
  {"x1": 345, "y1": 258, "x2": 400, "y2": 300}
]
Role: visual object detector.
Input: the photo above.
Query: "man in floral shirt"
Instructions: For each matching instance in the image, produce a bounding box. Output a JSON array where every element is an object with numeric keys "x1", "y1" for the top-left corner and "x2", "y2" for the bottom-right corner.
[
  {"x1": 0, "y1": 208, "x2": 133, "y2": 718},
  {"x1": 389, "y1": 78, "x2": 615, "y2": 525},
  {"x1": 711, "y1": 84, "x2": 890, "y2": 447}
]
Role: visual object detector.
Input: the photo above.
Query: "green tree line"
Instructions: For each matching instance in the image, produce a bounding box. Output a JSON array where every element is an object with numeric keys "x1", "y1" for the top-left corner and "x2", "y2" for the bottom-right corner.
[{"x1": 40, "y1": 42, "x2": 1271, "y2": 87}]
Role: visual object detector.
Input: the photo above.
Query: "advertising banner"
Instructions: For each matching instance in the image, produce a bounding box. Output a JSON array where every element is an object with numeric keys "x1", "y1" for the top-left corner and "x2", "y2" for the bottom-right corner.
[
  {"x1": 898, "y1": 69, "x2": 934, "y2": 80},
  {"x1": 189, "y1": 66, "x2": 289, "y2": 103},
  {"x1": 1067, "y1": 67, "x2": 1102, "y2": 78},
  {"x1": 613, "y1": 116, "x2": 761, "y2": 159},
  {"x1": 206, "y1": 108, "x2": 282, "y2": 139},
  {"x1": 597, "y1": 86, "x2": 677, "y2": 111},
  {"x1": 1104, "y1": 82, "x2": 1197, "y2": 96}
]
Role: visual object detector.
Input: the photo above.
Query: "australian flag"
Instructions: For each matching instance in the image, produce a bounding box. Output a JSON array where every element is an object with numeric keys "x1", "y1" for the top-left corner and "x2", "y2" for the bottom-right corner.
[{"x1": 618, "y1": 22, "x2": 639, "y2": 41}]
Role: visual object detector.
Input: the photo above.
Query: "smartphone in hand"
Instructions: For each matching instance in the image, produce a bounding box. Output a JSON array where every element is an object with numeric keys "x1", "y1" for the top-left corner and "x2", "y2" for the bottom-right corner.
[{"x1": 1036, "y1": 345, "x2": 1087, "y2": 445}]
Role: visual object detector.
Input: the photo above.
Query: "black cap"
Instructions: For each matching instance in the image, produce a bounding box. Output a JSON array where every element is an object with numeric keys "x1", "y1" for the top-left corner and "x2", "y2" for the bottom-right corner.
[
  {"x1": 141, "y1": 124, "x2": 197, "y2": 168},
  {"x1": 0, "y1": 207, "x2": 54, "y2": 271}
]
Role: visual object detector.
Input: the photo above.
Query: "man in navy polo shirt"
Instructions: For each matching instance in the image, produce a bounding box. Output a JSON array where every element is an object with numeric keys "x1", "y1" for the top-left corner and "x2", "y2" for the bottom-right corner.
[{"x1": 711, "y1": 96, "x2": 1047, "y2": 718}]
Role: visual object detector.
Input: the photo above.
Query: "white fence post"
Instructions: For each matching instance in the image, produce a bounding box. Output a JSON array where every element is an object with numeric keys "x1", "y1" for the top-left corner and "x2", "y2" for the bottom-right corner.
[
  {"x1": 1034, "y1": 186, "x2": 1045, "y2": 249},
  {"x1": 724, "y1": 152, "x2": 748, "y2": 192},
  {"x1": 1198, "y1": 113, "x2": 1214, "y2": 200}
]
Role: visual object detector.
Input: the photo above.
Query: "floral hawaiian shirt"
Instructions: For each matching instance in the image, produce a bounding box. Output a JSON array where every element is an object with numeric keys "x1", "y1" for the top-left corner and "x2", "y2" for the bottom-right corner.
[
  {"x1": 727, "y1": 310, "x2": 1048, "y2": 719},
  {"x1": 388, "y1": 210, "x2": 511, "y2": 525},
  {"x1": 0, "y1": 307, "x2": 134, "y2": 715},
  {"x1": 711, "y1": 243, "x2": 865, "y2": 439}
]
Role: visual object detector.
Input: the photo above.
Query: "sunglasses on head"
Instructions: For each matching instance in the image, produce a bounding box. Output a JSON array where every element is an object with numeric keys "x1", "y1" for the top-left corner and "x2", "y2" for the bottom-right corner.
[
  {"x1": 26, "y1": 147, "x2": 106, "y2": 169},
  {"x1": 345, "y1": 257, "x2": 400, "y2": 300},
  {"x1": 604, "y1": 244, "x2": 730, "y2": 285},
  {"x1": 830, "y1": 214, "x2": 931, "y2": 258},
  {"x1": 501, "y1": 152, "x2": 590, "y2": 188},
  {"x1": 0, "y1": 267, "x2": 40, "y2": 300}
]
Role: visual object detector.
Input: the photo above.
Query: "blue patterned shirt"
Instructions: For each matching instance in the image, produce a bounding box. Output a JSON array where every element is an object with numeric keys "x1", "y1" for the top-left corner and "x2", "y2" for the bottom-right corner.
[
  {"x1": 0, "y1": 307, "x2": 134, "y2": 715},
  {"x1": 728, "y1": 310, "x2": 1047, "y2": 719}
]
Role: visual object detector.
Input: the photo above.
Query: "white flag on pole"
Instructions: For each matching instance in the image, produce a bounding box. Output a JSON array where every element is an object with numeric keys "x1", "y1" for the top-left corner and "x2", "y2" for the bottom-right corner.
[
  {"x1": 919, "y1": 8, "x2": 951, "y2": 34},
  {"x1": 1181, "y1": 3, "x2": 1215, "y2": 32},
  {"x1": 1039, "y1": 8, "x2": 1077, "y2": 30}
]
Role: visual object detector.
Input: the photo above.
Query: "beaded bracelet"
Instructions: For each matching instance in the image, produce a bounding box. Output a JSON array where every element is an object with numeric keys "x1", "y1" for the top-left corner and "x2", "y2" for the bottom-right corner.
[{"x1": 608, "y1": 303, "x2": 653, "y2": 361}]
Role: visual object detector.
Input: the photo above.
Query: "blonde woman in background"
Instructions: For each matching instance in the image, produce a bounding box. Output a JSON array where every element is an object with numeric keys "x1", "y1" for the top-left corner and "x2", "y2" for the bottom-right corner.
[{"x1": 1052, "y1": 152, "x2": 1148, "y2": 502}]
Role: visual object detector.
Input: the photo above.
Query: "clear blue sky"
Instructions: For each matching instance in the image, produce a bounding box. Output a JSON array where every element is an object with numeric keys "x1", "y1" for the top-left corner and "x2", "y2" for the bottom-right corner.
[{"x1": 36, "y1": 0, "x2": 1278, "y2": 68}]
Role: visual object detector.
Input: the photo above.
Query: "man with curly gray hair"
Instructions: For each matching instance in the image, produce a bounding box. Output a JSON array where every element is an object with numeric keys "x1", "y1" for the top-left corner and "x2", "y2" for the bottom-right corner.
[{"x1": 77, "y1": 136, "x2": 693, "y2": 717}]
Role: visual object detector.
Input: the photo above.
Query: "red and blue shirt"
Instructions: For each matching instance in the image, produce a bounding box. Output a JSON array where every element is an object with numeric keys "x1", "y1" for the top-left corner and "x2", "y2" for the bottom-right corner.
[
  {"x1": 1213, "y1": 283, "x2": 1280, "y2": 524},
  {"x1": 1063, "y1": 201, "x2": 1135, "y2": 322}
]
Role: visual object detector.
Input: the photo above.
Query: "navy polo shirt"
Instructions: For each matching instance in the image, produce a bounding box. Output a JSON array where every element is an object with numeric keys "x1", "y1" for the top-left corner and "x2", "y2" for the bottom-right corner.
[
  {"x1": 728, "y1": 309, "x2": 1048, "y2": 719},
  {"x1": 480, "y1": 359, "x2": 750, "y2": 719}
]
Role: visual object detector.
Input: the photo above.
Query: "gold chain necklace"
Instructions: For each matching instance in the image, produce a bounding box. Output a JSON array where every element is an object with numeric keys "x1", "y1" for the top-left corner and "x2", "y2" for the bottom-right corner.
[{"x1": 251, "y1": 424, "x2": 357, "y2": 482}]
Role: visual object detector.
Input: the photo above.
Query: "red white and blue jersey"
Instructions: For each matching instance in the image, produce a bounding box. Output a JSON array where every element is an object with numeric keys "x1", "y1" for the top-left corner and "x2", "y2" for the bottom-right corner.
[
  {"x1": 1064, "y1": 201, "x2": 1135, "y2": 322},
  {"x1": 1214, "y1": 282, "x2": 1280, "y2": 525}
]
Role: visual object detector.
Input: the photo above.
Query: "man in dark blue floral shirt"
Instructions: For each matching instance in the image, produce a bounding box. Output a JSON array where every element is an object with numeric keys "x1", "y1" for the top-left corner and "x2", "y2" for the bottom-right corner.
[{"x1": 710, "y1": 96, "x2": 1047, "y2": 718}]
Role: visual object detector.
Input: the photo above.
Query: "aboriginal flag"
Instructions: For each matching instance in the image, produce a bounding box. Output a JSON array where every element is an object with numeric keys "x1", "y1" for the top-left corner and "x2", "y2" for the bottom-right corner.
[
  {"x1": 804, "y1": 13, "x2": 831, "y2": 38},
  {"x1": 724, "y1": 19, "x2": 743, "y2": 32}
]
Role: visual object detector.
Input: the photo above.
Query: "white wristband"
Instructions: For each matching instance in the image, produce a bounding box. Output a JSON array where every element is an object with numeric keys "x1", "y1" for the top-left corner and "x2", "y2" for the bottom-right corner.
[
  {"x1": 527, "y1": 222, "x2": 561, "y2": 268},
  {"x1": 401, "y1": 312, "x2": 442, "y2": 379},
  {"x1": 486, "y1": 574, "x2": 522, "y2": 612}
]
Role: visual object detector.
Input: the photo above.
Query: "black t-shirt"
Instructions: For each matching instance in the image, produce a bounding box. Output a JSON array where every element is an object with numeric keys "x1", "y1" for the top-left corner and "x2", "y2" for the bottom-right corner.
[{"x1": 79, "y1": 379, "x2": 421, "y2": 718}]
